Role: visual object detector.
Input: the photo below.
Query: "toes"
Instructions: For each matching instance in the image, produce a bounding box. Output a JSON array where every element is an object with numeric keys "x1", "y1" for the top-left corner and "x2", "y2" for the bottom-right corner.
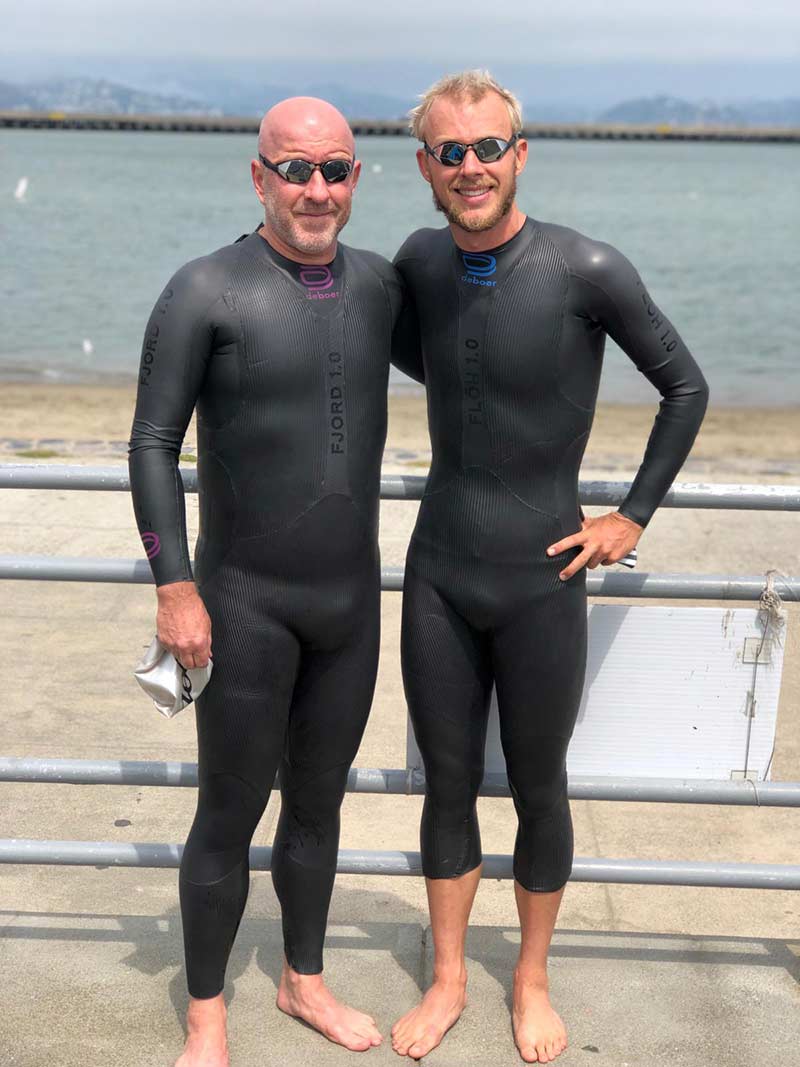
[
  {"x1": 391, "y1": 1021, "x2": 413, "y2": 1048},
  {"x1": 357, "y1": 1023, "x2": 383, "y2": 1045},
  {"x1": 330, "y1": 1023, "x2": 370, "y2": 1052},
  {"x1": 548, "y1": 1035, "x2": 566, "y2": 1060}
]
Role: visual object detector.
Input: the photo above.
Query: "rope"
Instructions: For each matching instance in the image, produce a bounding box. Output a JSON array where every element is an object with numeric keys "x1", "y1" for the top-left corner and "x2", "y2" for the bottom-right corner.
[{"x1": 758, "y1": 569, "x2": 787, "y2": 649}]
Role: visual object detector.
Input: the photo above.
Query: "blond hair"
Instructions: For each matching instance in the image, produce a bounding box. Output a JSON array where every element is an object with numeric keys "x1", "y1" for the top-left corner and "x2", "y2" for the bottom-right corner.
[{"x1": 409, "y1": 69, "x2": 523, "y2": 142}]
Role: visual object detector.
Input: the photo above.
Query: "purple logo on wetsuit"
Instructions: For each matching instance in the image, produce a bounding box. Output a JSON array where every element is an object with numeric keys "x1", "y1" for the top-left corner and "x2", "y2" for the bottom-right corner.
[
  {"x1": 141, "y1": 531, "x2": 161, "y2": 559},
  {"x1": 300, "y1": 266, "x2": 340, "y2": 300},
  {"x1": 461, "y1": 252, "x2": 497, "y2": 288}
]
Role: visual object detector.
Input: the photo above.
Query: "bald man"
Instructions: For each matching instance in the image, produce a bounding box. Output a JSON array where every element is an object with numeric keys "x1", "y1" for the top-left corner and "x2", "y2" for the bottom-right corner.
[{"x1": 129, "y1": 98, "x2": 403, "y2": 1065}]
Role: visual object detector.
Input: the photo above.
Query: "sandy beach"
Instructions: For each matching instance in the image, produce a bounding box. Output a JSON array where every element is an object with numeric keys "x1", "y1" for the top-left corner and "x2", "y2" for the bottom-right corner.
[{"x1": 2, "y1": 382, "x2": 800, "y2": 479}]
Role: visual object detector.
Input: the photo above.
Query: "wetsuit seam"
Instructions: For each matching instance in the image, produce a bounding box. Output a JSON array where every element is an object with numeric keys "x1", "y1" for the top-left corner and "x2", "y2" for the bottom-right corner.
[
  {"x1": 403, "y1": 561, "x2": 466, "y2": 626},
  {"x1": 488, "y1": 468, "x2": 560, "y2": 521},
  {"x1": 350, "y1": 245, "x2": 392, "y2": 289},
  {"x1": 524, "y1": 232, "x2": 595, "y2": 419},
  {"x1": 172, "y1": 465, "x2": 191, "y2": 580},
  {"x1": 180, "y1": 857, "x2": 247, "y2": 889},
  {"x1": 165, "y1": 281, "x2": 226, "y2": 583},
  {"x1": 419, "y1": 468, "x2": 470, "y2": 501},
  {"x1": 196, "y1": 450, "x2": 240, "y2": 582},
  {"x1": 568, "y1": 269, "x2": 637, "y2": 353},
  {"x1": 574, "y1": 266, "x2": 708, "y2": 398},
  {"x1": 206, "y1": 292, "x2": 248, "y2": 434},
  {"x1": 280, "y1": 756, "x2": 352, "y2": 796},
  {"x1": 394, "y1": 251, "x2": 430, "y2": 270},
  {"x1": 378, "y1": 276, "x2": 396, "y2": 342},
  {"x1": 553, "y1": 274, "x2": 596, "y2": 416},
  {"x1": 233, "y1": 493, "x2": 358, "y2": 543},
  {"x1": 182, "y1": 262, "x2": 241, "y2": 584}
]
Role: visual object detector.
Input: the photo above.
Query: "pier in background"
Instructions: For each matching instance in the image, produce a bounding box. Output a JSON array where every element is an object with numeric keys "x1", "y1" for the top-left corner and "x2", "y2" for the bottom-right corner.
[{"x1": 2, "y1": 111, "x2": 799, "y2": 142}]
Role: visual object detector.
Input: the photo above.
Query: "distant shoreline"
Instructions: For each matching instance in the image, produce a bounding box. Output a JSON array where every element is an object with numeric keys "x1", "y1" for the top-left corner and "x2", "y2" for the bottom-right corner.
[{"x1": 3, "y1": 113, "x2": 799, "y2": 143}]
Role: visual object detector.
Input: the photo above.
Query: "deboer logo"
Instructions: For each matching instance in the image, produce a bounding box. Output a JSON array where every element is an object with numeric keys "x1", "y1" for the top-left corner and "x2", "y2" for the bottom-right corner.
[
  {"x1": 461, "y1": 253, "x2": 497, "y2": 287},
  {"x1": 299, "y1": 266, "x2": 334, "y2": 291},
  {"x1": 141, "y1": 531, "x2": 161, "y2": 560}
]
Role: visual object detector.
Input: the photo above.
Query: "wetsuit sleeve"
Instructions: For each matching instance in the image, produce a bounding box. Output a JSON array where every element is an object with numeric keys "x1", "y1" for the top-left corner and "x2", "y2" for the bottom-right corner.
[
  {"x1": 128, "y1": 263, "x2": 216, "y2": 586},
  {"x1": 571, "y1": 247, "x2": 709, "y2": 527},
  {"x1": 391, "y1": 250, "x2": 425, "y2": 384}
]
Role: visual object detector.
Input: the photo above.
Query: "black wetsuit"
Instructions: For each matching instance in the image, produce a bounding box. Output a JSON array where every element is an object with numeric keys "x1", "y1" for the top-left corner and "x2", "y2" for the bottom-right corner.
[
  {"x1": 129, "y1": 230, "x2": 401, "y2": 996},
  {"x1": 392, "y1": 218, "x2": 708, "y2": 892}
]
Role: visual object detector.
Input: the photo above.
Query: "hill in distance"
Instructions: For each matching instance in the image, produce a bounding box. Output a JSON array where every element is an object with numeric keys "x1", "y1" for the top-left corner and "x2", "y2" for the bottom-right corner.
[
  {"x1": 0, "y1": 77, "x2": 216, "y2": 116},
  {"x1": 598, "y1": 94, "x2": 800, "y2": 127},
  {"x1": 1, "y1": 79, "x2": 798, "y2": 127}
]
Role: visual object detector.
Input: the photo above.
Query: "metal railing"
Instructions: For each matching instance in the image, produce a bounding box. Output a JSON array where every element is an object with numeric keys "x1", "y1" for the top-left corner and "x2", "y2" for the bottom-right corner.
[{"x1": 1, "y1": 463, "x2": 799, "y2": 890}]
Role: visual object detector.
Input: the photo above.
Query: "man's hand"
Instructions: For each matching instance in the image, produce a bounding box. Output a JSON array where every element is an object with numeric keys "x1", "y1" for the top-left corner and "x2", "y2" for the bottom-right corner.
[
  {"x1": 156, "y1": 581, "x2": 212, "y2": 668},
  {"x1": 546, "y1": 511, "x2": 643, "y2": 582}
]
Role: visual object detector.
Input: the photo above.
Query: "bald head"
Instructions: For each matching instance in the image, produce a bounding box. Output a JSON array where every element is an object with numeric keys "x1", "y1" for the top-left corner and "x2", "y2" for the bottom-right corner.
[
  {"x1": 258, "y1": 96, "x2": 354, "y2": 159},
  {"x1": 251, "y1": 95, "x2": 361, "y2": 264}
]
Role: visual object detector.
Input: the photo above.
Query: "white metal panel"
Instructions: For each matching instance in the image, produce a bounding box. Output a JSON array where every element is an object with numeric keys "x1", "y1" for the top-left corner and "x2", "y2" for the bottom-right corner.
[{"x1": 406, "y1": 607, "x2": 784, "y2": 782}]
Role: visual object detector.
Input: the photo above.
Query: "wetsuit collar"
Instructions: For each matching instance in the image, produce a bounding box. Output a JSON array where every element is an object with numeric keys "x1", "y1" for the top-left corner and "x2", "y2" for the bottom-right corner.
[
  {"x1": 462, "y1": 215, "x2": 535, "y2": 257},
  {"x1": 241, "y1": 227, "x2": 343, "y2": 274}
]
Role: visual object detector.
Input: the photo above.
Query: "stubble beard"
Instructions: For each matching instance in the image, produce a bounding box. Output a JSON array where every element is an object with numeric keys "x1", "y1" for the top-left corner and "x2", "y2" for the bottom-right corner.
[
  {"x1": 432, "y1": 173, "x2": 517, "y2": 233},
  {"x1": 264, "y1": 195, "x2": 351, "y2": 256}
]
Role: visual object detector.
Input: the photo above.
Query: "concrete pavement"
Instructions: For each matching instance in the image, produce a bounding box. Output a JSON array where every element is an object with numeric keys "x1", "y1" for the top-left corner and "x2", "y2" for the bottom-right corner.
[{"x1": 1, "y1": 450, "x2": 799, "y2": 1066}]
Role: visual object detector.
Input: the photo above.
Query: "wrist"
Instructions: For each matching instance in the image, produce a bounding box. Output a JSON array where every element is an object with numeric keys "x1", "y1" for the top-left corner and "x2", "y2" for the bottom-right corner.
[
  {"x1": 156, "y1": 580, "x2": 197, "y2": 600},
  {"x1": 615, "y1": 509, "x2": 644, "y2": 532}
]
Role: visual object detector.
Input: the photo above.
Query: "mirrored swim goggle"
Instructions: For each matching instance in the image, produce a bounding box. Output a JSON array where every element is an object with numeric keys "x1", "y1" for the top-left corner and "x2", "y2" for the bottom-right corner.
[
  {"x1": 423, "y1": 133, "x2": 520, "y2": 167},
  {"x1": 259, "y1": 153, "x2": 354, "y2": 184}
]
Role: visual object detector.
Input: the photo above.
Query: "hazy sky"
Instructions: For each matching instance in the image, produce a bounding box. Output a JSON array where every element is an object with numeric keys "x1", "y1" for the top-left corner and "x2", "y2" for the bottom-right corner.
[{"x1": 3, "y1": 0, "x2": 799, "y2": 62}]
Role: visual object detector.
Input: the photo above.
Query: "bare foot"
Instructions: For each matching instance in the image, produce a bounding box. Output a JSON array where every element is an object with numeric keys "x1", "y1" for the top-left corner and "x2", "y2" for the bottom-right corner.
[
  {"x1": 391, "y1": 974, "x2": 467, "y2": 1059},
  {"x1": 174, "y1": 994, "x2": 229, "y2": 1067},
  {"x1": 276, "y1": 964, "x2": 382, "y2": 1052},
  {"x1": 512, "y1": 971, "x2": 567, "y2": 1064}
]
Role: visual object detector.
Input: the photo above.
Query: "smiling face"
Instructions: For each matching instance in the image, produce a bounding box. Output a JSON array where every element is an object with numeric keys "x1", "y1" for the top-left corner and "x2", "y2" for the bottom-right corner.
[
  {"x1": 251, "y1": 97, "x2": 361, "y2": 263},
  {"x1": 416, "y1": 90, "x2": 528, "y2": 249}
]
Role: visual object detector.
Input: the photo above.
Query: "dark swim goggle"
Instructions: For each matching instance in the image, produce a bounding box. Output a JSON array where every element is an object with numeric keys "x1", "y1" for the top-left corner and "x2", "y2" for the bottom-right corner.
[
  {"x1": 424, "y1": 133, "x2": 520, "y2": 167},
  {"x1": 258, "y1": 153, "x2": 354, "y2": 184}
]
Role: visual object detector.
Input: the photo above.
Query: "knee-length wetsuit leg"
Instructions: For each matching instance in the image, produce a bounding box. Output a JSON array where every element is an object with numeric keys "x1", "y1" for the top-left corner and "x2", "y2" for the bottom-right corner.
[
  {"x1": 491, "y1": 576, "x2": 587, "y2": 893},
  {"x1": 401, "y1": 564, "x2": 494, "y2": 880},
  {"x1": 403, "y1": 551, "x2": 586, "y2": 891}
]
